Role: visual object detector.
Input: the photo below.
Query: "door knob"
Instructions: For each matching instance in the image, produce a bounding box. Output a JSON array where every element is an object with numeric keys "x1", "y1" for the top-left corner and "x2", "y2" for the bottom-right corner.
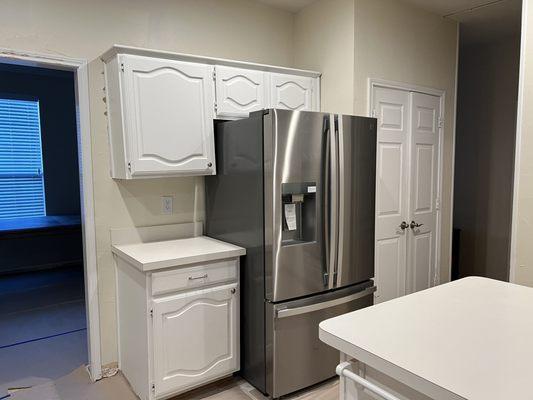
[
  {"x1": 399, "y1": 221, "x2": 409, "y2": 230},
  {"x1": 410, "y1": 221, "x2": 423, "y2": 229}
]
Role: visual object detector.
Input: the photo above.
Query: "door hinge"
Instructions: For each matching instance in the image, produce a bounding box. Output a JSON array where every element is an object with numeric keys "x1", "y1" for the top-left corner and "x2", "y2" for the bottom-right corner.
[
  {"x1": 214, "y1": 101, "x2": 218, "y2": 114},
  {"x1": 149, "y1": 308, "x2": 153, "y2": 318},
  {"x1": 438, "y1": 118, "x2": 444, "y2": 129},
  {"x1": 127, "y1": 162, "x2": 131, "y2": 172},
  {"x1": 436, "y1": 197, "x2": 440, "y2": 210},
  {"x1": 212, "y1": 68, "x2": 216, "y2": 81},
  {"x1": 151, "y1": 383, "x2": 155, "y2": 394},
  {"x1": 120, "y1": 62, "x2": 125, "y2": 73},
  {"x1": 371, "y1": 109, "x2": 377, "y2": 118}
]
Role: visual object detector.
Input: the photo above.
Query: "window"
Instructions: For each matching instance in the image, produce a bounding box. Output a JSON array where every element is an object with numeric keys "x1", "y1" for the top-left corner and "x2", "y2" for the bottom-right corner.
[{"x1": 0, "y1": 97, "x2": 46, "y2": 219}]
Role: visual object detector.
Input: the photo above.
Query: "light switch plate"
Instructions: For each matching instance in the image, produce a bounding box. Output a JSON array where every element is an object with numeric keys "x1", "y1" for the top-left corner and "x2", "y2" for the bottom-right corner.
[{"x1": 161, "y1": 196, "x2": 173, "y2": 215}]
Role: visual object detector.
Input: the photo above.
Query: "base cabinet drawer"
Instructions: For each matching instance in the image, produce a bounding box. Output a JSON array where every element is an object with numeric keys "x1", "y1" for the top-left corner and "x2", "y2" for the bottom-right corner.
[
  {"x1": 152, "y1": 284, "x2": 239, "y2": 398},
  {"x1": 151, "y1": 260, "x2": 237, "y2": 296}
]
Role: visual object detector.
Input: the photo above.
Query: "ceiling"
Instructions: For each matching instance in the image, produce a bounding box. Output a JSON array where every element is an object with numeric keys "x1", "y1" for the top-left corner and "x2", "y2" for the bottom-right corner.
[
  {"x1": 400, "y1": 0, "x2": 496, "y2": 17},
  {"x1": 256, "y1": 0, "x2": 521, "y2": 45},
  {"x1": 387, "y1": 0, "x2": 522, "y2": 44},
  {"x1": 256, "y1": 0, "x2": 317, "y2": 12}
]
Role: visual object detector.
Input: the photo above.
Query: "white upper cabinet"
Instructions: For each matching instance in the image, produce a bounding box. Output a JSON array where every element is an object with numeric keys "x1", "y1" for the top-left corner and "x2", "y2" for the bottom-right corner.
[
  {"x1": 215, "y1": 66, "x2": 268, "y2": 118},
  {"x1": 270, "y1": 73, "x2": 319, "y2": 112},
  {"x1": 123, "y1": 56, "x2": 215, "y2": 178},
  {"x1": 102, "y1": 46, "x2": 320, "y2": 179},
  {"x1": 105, "y1": 55, "x2": 216, "y2": 179}
]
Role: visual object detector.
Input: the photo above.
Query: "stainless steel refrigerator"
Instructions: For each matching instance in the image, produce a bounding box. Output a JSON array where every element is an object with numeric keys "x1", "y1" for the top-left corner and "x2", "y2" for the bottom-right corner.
[{"x1": 205, "y1": 109, "x2": 377, "y2": 398}]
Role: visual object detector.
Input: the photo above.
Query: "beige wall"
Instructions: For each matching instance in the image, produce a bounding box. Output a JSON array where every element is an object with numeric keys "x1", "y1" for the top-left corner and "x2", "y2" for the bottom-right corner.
[
  {"x1": 293, "y1": 0, "x2": 355, "y2": 114},
  {"x1": 454, "y1": 37, "x2": 520, "y2": 282},
  {"x1": 1, "y1": 0, "x2": 460, "y2": 367},
  {"x1": 0, "y1": 0, "x2": 294, "y2": 365},
  {"x1": 513, "y1": 0, "x2": 533, "y2": 287},
  {"x1": 354, "y1": 0, "x2": 458, "y2": 282}
]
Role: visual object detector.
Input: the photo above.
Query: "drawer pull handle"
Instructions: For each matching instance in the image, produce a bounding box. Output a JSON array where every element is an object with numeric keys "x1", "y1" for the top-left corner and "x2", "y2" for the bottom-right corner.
[{"x1": 188, "y1": 274, "x2": 208, "y2": 281}]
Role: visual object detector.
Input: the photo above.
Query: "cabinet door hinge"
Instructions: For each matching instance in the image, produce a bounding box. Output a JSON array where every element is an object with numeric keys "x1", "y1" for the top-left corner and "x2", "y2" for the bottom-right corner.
[
  {"x1": 214, "y1": 101, "x2": 218, "y2": 114},
  {"x1": 127, "y1": 162, "x2": 131, "y2": 172},
  {"x1": 149, "y1": 308, "x2": 153, "y2": 318},
  {"x1": 436, "y1": 197, "x2": 440, "y2": 210},
  {"x1": 120, "y1": 62, "x2": 125, "y2": 73},
  {"x1": 438, "y1": 118, "x2": 444, "y2": 129},
  {"x1": 371, "y1": 109, "x2": 377, "y2": 118},
  {"x1": 212, "y1": 68, "x2": 216, "y2": 81},
  {"x1": 151, "y1": 383, "x2": 155, "y2": 393}
]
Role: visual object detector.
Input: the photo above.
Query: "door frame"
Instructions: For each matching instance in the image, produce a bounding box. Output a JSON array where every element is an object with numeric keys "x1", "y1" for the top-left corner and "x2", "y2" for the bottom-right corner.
[
  {"x1": 367, "y1": 78, "x2": 446, "y2": 287},
  {"x1": 0, "y1": 47, "x2": 102, "y2": 381},
  {"x1": 509, "y1": 0, "x2": 528, "y2": 284}
]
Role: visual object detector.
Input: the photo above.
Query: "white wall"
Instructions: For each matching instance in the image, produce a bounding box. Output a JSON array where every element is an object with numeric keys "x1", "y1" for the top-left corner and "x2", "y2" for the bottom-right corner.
[
  {"x1": 0, "y1": 0, "x2": 294, "y2": 365},
  {"x1": 454, "y1": 36, "x2": 520, "y2": 281},
  {"x1": 353, "y1": 0, "x2": 458, "y2": 282},
  {"x1": 293, "y1": 0, "x2": 355, "y2": 114},
  {"x1": 512, "y1": 0, "x2": 533, "y2": 287}
]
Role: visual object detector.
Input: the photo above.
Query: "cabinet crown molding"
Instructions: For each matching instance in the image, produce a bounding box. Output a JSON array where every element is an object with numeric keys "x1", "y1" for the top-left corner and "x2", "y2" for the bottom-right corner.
[{"x1": 100, "y1": 45, "x2": 321, "y2": 78}]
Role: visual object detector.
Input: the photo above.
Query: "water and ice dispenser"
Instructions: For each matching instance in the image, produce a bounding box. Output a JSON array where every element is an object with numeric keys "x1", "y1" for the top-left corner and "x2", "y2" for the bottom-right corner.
[{"x1": 281, "y1": 182, "x2": 316, "y2": 245}]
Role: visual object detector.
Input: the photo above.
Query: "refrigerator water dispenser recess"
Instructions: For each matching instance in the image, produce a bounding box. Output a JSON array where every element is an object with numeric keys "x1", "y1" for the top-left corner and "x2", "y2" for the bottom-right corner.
[{"x1": 281, "y1": 182, "x2": 316, "y2": 245}]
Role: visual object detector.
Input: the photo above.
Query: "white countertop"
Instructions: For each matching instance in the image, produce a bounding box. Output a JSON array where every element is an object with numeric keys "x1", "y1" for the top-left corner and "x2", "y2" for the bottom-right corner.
[
  {"x1": 319, "y1": 277, "x2": 533, "y2": 400},
  {"x1": 111, "y1": 235, "x2": 246, "y2": 271}
]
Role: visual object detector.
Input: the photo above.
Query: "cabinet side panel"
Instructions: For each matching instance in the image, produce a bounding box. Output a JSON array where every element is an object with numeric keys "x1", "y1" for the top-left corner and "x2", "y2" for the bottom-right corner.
[
  {"x1": 104, "y1": 56, "x2": 127, "y2": 179},
  {"x1": 205, "y1": 113, "x2": 266, "y2": 393},
  {"x1": 116, "y1": 259, "x2": 149, "y2": 400}
]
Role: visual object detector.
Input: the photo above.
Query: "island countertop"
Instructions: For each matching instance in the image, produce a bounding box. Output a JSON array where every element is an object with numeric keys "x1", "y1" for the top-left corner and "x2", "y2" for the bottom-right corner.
[{"x1": 319, "y1": 277, "x2": 533, "y2": 400}]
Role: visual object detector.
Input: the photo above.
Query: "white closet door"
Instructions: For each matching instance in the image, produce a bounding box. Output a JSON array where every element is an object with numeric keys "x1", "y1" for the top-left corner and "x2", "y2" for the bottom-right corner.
[
  {"x1": 407, "y1": 93, "x2": 441, "y2": 293},
  {"x1": 270, "y1": 73, "x2": 316, "y2": 111},
  {"x1": 122, "y1": 55, "x2": 215, "y2": 177},
  {"x1": 372, "y1": 87, "x2": 410, "y2": 303},
  {"x1": 215, "y1": 66, "x2": 268, "y2": 118}
]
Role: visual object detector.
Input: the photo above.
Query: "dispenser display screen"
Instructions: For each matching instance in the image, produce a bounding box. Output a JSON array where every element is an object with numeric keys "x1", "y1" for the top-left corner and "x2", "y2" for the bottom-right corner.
[{"x1": 281, "y1": 182, "x2": 317, "y2": 246}]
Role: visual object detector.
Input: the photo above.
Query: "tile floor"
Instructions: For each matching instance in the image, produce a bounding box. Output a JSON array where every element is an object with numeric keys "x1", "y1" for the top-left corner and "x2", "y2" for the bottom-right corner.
[
  {"x1": 8, "y1": 367, "x2": 339, "y2": 400},
  {"x1": 174, "y1": 376, "x2": 339, "y2": 400},
  {"x1": 0, "y1": 266, "x2": 87, "y2": 396}
]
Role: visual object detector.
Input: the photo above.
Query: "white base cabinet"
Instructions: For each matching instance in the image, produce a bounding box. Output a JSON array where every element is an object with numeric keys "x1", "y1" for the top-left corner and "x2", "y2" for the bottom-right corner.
[{"x1": 115, "y1": 257, "x2": 240, "y2": 400}]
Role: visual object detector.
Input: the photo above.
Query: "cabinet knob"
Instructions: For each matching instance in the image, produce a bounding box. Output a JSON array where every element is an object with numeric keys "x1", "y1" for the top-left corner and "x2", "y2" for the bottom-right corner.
[
  {"x1": 207, "y1": 162, "x2": 213, "y2": 168},
  {"x1": 231, "y1": 288, "x2": 236, "y2": 294}
]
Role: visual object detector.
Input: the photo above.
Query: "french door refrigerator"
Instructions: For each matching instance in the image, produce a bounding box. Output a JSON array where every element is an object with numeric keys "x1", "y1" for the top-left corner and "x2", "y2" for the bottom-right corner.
[{"x1": 205, "y1": 109, "x2": 377, "y2": 398}]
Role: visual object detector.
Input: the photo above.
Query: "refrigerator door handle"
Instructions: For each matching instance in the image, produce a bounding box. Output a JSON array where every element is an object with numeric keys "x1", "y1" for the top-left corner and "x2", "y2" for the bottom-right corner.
[
  {"x1": 323, "y1": 114, "x2": 331, "y2": 286},
  {"x1": 328, "y1": 115, "x2": 339, "y2": 289},
  {"x1": 335, "y1": 115, "x2": 345, "y2": 287},
  {"x1": 276, "y1": 286, "x2": 376, "y2": 318}
]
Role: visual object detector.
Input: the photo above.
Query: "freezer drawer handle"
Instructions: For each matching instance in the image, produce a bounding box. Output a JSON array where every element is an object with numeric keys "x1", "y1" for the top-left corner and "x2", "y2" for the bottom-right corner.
[
  {"x1": 336, "y1": 361, "x2": 401, "y2": 400},
  {"x1": 188, "y1": 274, "x2": 208, "y2": 281},
  {"x1": 276, "y1": 286, "x2": 376, "y2": 319}
]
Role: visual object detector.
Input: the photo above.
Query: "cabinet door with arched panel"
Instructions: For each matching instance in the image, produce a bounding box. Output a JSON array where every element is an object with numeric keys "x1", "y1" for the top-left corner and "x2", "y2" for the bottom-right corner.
[
  {"x1": 121, "y1": 55, "x2": 216, "y2": 178},
  {"x1": 215, "y1": 66, "x2": 268, "y2": 119},
  {"x1": 270, "y1": 73, "x2": 319, "y2": 112}
]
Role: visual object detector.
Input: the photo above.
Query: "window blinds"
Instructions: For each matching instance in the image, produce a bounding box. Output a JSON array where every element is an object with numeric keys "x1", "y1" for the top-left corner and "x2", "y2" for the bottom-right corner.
[{"x1": 0, "y1": 98, "x2": 46, "y2": 219}]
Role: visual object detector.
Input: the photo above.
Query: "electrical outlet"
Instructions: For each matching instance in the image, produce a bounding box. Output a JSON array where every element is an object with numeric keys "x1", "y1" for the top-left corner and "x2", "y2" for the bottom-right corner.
[{"x1": 161, "y1": 196, "x2": 173, "y2": 215}]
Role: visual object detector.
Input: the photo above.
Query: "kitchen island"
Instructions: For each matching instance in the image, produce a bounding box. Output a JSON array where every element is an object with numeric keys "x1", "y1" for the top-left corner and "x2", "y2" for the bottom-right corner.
[{"x1": 319, "y1": 277, "x2": 533, "y2": 400}]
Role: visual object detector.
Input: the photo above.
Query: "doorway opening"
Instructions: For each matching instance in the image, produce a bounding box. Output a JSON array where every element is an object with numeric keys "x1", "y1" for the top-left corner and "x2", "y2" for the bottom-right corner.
[
  {"x1": 0, "y1": 63, "x2": 86, "y2": 391},
  {"x1": 452, "y1": 0, "x2": 522, "y2": 281}
]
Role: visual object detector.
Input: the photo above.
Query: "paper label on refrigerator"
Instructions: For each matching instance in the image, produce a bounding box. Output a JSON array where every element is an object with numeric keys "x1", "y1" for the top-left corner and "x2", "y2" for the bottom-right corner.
[
  {"x1": 307, "y1": 186, "x2": 316, "y2": 193},
  {"x1": 284, "y1": 203, "x2": 297, "y2": 231}
]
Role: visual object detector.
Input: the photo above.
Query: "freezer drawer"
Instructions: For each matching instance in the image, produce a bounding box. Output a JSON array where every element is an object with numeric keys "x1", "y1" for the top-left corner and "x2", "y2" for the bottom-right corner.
[{"x1": 266, "y1": 283, "x2": 375, "y2": 398}]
